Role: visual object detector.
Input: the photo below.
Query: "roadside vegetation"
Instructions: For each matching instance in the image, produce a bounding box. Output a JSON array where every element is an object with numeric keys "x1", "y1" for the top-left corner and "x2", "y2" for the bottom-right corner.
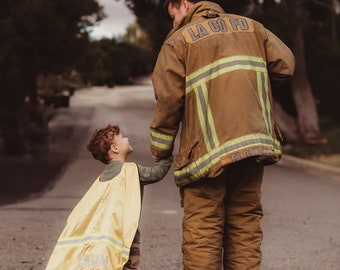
[
  {"x1": 1, "y1": 0, "x2": 340, "y2": 163},
  {"x1": 284, "y1": 122, "x2": 340, "y2": 167}
]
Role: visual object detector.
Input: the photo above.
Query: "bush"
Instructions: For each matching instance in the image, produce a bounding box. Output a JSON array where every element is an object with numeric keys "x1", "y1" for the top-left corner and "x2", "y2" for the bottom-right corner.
[{"x1": 0, "y1": 104, "x2": 53, "y2": 157}]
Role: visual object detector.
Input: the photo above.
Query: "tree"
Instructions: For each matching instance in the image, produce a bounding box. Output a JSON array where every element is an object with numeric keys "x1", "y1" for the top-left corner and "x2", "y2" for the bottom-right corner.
[
  {"x1": 77, "y1": 36, "x2": 153, "y2": 86},
  {"x1": 119, "y1": 0, "x2": 173, "y2": 57},
  {"x1": 254, "y1": 0, "x2": 340, "y2": 144},
  {"x1": 121, "y1": 0, "x2": 340, "y2": 145},
  {"x1": 124, "y1": 22, "x2": 151, "y2": 48},
  {"x1": 304, "y1": 0, "x2": 340, "y2": 125},
  {"x1": 0, "y1": 0, "x2": 104, "y2": 155},
  {"x1": 243, "y1": 0, "x2": 321, "y2": 144}
]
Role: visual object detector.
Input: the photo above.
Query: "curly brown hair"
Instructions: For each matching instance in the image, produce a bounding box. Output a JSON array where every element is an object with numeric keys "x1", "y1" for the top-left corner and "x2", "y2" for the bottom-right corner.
[{"x1": 87, "y1": 124, "x2": 120, "y2": 164}]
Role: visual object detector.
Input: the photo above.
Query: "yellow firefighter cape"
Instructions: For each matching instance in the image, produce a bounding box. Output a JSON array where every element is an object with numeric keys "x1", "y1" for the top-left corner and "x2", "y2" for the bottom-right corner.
[{"x1": 46, "y1": 162, "x2": 141, "y2": 270}]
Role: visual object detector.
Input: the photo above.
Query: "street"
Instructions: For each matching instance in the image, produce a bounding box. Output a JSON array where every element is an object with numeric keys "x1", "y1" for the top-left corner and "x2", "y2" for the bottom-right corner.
[{"x1": 0, "y1": 85, "x2": 339, "y2": 270}]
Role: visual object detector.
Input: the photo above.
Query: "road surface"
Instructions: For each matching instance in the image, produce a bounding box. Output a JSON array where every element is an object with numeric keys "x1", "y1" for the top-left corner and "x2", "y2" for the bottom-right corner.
[{"x1": 0, "y1": 85, "x2": 339, "y2": 270}]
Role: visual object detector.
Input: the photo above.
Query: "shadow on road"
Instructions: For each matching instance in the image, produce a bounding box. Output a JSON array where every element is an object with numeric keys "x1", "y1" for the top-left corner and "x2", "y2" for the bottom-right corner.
[{"x1": 0, "y1": 107, "x2": 93, "y2": 206}]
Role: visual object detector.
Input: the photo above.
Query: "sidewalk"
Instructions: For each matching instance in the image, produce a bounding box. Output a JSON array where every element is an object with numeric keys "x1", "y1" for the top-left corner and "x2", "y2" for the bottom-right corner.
[{"x1": 279, "y1": 154, "x2": 340, "y2": 181}]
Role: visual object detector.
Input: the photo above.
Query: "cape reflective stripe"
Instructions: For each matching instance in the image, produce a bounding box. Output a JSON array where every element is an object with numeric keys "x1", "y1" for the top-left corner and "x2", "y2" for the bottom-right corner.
[
  {"x1": 56, "y1": 234, "x2": 130, "y2": 258},
  {"x1": 150, "y1": 129, "x2": 174, "y2": 150},
  {"x1": 174, "y1": 133, "x2": 281, "y2": 185},
  {"x1": 195, "y1": 84, "x2": 219, "y2": 151}
]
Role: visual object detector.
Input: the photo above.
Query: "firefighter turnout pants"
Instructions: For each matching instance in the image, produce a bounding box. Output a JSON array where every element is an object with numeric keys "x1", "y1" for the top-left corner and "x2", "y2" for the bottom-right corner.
[{"x1": 180, "y1": 159, "x2": 264, "y2": 270}]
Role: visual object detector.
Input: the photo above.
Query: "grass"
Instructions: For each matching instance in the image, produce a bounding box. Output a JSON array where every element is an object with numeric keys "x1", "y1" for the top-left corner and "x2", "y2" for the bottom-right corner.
[{"x1": 283, "y1": 124, "x2": 340, "y2": 167}]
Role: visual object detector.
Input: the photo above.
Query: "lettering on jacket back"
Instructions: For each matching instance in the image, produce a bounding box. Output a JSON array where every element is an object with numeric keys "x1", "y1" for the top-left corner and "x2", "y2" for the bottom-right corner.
[{"x1": 182, "y1": 17, "x2": 255, "y2": 43}]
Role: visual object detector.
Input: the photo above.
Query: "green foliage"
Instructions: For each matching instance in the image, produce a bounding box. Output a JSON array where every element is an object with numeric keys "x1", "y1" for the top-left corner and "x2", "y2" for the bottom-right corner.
[
  {"x1": 223, "y1": 0, "x2": 340, "y2": 124},
  {"x1": 213, "y1": 0, "x2": 253, "y2": 14},
  {"x1": 303, "y1": 1, "x2": 340, "y2": 124},
  {"x1": 77, "y1": 38, "x2": 153, "y2": 86},
  {"x1": 305, "y1": 44, "x2": 340, "y2": 124},
  {"x1": 0, "y1": 0, "x2": 103, "y2": 103},
  {"x1": 120, "y1": 0, "x2": 340, "y2": 151},
  {"x1": 121, "y1": 0, "x2": 173, "y2": 54},
  {"x1": 284, "y1": 122, "x2": 340, "y2": 157},
  {"x1": 0, "y1": 0, "x2": 103, "y2": 155},
  {"x1": 0, "y1": 104, "x2": 53, "y2": 156},
  {"x1": 248, "y1": 1, "x2": 298, "y2": 45}
]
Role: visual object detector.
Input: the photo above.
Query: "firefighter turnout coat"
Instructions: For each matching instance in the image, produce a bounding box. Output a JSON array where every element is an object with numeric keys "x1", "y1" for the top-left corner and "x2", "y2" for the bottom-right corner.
[{"x1": 150, "y1": 1, "x2": 295, "y2": 187}]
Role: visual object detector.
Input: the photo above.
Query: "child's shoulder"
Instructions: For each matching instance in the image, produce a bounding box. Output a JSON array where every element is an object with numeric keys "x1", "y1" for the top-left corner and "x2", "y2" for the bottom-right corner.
[{"x1": 122, "y1": 162, "x2": 138, "y2": 169}]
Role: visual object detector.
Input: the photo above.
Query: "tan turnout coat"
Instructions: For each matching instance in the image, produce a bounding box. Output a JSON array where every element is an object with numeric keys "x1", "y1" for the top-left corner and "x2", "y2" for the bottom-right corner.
[{"x1": 150, "y1": 1, "x2": 295, "y2": 186}]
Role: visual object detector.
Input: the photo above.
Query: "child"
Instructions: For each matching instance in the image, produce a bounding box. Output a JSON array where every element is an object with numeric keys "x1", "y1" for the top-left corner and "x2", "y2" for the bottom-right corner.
[{"x1": 46, "y1": 124, "x2": 172, "y2": 270}]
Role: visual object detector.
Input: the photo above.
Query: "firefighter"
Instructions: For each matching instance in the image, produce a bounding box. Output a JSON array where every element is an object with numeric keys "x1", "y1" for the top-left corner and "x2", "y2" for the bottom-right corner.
[{"x1": 150, "y1": 1, "x2": 295, "y2": 269}]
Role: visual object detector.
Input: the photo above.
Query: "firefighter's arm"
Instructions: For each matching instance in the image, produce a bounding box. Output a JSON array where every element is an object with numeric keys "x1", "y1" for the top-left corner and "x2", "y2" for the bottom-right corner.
[
  {"x1": 150, "y1": 42, "x2": 185, "y2": 159},
  {"x1": 265, "y1": 29, "x2": 295, "y2": 83}
]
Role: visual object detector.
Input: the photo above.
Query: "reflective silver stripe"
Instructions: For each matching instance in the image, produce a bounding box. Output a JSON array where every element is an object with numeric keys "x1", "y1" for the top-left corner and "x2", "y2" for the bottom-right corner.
[
  {"x1": 150, "y1": 130, "x2": 174, "y2": 150},
  {"x1": 186, "y1": 56, "x2": 267, "y2": 93},
  {"x1": 174, "y1": 134, "x2": 281, "y2": 185},
  {"x1": 257, "y1": 71, "x2": 272, "y2": 134},
  {"x1": 56, "y1": 235, "x2": 129, "y2": 257},
  {"x1": 196, "y1": 85, "x2": 219, "y2": 151},
  {"x1": 185, "y1": 55, "x2": 273, "y2": 149}
]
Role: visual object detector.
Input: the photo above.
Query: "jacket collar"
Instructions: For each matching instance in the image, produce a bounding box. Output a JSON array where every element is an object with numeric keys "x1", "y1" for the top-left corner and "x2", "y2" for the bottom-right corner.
[
  {"x1": 166, "y1": 1, "x2": 225, "y2": 39},
  {"x1": 180, "y1": 1, "x2": 224, "y2": 27}
]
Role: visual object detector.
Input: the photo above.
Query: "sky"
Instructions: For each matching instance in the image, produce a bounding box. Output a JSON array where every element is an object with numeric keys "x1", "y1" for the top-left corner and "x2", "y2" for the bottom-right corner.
[{"x1": 90, "y1": 0, "x2": 136, "y2": 39}]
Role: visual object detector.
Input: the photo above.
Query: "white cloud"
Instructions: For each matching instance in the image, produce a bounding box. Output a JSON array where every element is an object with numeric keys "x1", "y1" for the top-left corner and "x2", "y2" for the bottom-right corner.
[{"x1": 90, "y1": 0, "x2": 136, "y2": 39}]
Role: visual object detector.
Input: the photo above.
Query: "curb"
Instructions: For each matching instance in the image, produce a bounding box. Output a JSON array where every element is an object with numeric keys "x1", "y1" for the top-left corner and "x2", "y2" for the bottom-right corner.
[{"x1": 279, "y1": 154, "x2": 340, "y2": 180}]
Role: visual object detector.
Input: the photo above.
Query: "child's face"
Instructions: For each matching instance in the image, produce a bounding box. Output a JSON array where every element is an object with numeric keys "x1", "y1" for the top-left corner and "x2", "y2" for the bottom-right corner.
[{"x1": 114, "y1": 132, "x2": 133, "y2": 156}]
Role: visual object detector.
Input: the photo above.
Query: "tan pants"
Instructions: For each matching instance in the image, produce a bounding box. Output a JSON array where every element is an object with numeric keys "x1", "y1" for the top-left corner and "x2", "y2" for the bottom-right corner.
[{"x1": 181, "y1": 159, "x2": 264, "y2": 270}]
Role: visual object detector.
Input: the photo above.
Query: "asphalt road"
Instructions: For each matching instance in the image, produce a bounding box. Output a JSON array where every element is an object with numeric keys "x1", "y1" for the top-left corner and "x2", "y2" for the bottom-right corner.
[{"x1": 0, "y1": 85, "x2": 339, "y2": 270}]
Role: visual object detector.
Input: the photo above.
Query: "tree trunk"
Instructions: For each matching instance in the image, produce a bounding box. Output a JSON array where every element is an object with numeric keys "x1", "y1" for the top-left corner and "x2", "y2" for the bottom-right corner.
[
  {"x1": 273, "y1": 98, "x2": 300, "y2": 143},
  {"x1": 290, "y1": 23, "x2": 321, "y2": 143}
]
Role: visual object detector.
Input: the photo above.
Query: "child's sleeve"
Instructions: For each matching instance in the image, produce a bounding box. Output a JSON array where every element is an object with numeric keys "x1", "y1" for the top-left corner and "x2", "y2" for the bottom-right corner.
[{"x1": 137, "y1": 155, "x2": 173, "y2": 185}]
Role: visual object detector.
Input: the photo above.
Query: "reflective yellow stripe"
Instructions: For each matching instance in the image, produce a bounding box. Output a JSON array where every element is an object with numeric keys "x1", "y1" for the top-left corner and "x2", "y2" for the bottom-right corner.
[
  {"x1": 186, "y1": 55, "x2": 267, "y2": 93},
  {"x1": 195, "y1": 84, "x2": 219, "y2": 151},
  {"x1": 150, "y1": 129, "x2": 174, "y2": 150},
  {"x1": 257, "y1": 71, "x2": 272, "y2": 134},
  {"x1": 173, "y1": 55, "x2": 277, "y2": 185},
  {"x1": 185, "y1": 55, "x2": 273, "y2": 158},
  {"x1": 56, "y1": 234, "x2": 130, "y2": 258},
  {"x1": 174, "y1": 133, "x2": 281, "y2": 186}
]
